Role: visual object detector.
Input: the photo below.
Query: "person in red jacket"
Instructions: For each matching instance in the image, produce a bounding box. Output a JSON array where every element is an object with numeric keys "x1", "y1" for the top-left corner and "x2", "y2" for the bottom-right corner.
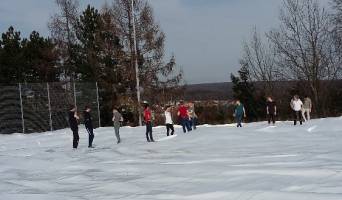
[
  {"x1": 144, "y1": 103, "x2": 154, "y2": 142},
  {"x1": 178, "y1": 101, "x2": 192, "y2": 133}
]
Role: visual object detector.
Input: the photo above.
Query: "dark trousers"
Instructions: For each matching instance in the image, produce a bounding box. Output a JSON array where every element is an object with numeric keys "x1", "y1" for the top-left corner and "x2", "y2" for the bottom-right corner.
[
  {"x1": 294, "y1": 111, "x2": 303, "y2": 125},
  {"x1": 146, "y1": 122, "x2": 154, "y2": 142},
  {"x1": 166, "y1": 124, "x2": 175, "y2": 136},
  {"x1": 114, "y1": 123, "x2": 121, "y2": 143},
  {"x1": 85, "y1": 125, "x2": 94, "y2": 147},
  {"x1": 180, "y1": 117, "x2": 192, "y2": 133},
  {"x1": 190, "y1": 118, "x2": 197, "y2": 130},
  {"x1": 236, "y1": 116, "x2": 243, "y2": 127},
  {"x1": 72, "y1": 128, "x2": 79, "y2": 149},
  {"x1": 268, "y1": 114, "x2": 276, "y2": 124}
]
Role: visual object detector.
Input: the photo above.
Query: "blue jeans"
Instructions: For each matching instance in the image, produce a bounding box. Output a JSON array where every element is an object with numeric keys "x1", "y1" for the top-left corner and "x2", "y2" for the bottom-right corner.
[
  {"x1": 85, "y1": 125, "x2": 94, "y2": 147},
  {"x1": 190, "y1": 117, "x2": 197, "y2": 130},
  {"x1": 146, "y1": 122, "x2": 154, "y2": 142},
  {"x1": 181, "y1": 118, "x2": 192, "y2": 133}
]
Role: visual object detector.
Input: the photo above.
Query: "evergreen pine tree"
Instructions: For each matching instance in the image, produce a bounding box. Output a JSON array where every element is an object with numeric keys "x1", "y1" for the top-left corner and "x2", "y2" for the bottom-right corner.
[
  {"x1": 76, "y1": 5, "x2": 102, "y2": 81},
  {"x1": 76, "y1": 5, "x2": 128, "y2": 125},
  {"x1": 0, "y1": 27, "x2": 25, "y2": 83},
  {"x1": 22, "y1": 31, "x2": 60, "y2": 82},
  {"x1": 0, "y1": 27, "x2": 60, "y2": 83},
  {"x1": 231, "y1": 64, "x2": 259, "y2": 121}
]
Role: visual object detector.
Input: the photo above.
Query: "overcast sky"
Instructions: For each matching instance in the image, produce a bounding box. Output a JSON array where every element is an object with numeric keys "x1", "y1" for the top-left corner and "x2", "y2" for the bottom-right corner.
[{"x1": 0, "y1": 0, "x2": 330, "y2": 84}]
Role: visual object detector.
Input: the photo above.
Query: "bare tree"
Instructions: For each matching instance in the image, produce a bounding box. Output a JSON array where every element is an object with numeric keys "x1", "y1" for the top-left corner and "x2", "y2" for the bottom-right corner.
[
  {"x1": 48, "y1": 0, "x2": 80, "y2": 80},
  {"x1": 330, "y1": 0, "x2": 342, "y2": 79},
  {"x1": 267, "y1": 0, "x2": 341, "y2": 115},
  {"x1": 111, "y1": 0, "x2": 183, "y2": 104},
  {"x1": 241, "y1": 28, "x2": 277, "y2": 95}
]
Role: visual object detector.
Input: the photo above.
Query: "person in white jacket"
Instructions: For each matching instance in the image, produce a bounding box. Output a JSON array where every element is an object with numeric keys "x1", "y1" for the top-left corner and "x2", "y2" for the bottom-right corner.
[
  {"x1": 290, "y1": 95, "x2": 303, "y2": 126},
  {"x1": 165, "y1": 105, "x2": 175, "y2": 136}
]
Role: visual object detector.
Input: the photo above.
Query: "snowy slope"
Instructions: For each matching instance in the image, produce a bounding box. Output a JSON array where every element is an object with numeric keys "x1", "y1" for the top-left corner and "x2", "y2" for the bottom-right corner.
[{"x1": 1, "y1": 118, "x2": 342, "y2": 200}]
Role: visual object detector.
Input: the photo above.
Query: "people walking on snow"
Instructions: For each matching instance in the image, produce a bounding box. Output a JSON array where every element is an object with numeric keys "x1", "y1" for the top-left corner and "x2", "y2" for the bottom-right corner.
[
  {"x1": 178, "y1": 101, "x2": 192, "y2": 133},
  {"x1": 188, "y1": 102, "x2": 198, "y2": 130},
  {"x1": 112, "y1": 107, "x2": 123, "y2": 144},
  {"x1": 165, "y1": 105, "x2": 175, "y2": 136},
  {"x1": 84, "y1": 106, "x2": 94, "y2": 148},
  {"x1": 234, "y1": 100, "x2": 246, "y2": 128},
  {"x1": 302, "y1": 96, "x2": 312, "y2": 122},
  {"x1": 290, "y1": 95, "x2": 303, "y2": 125},
  {"x1": 69, "y1": 105, "x2": 80, "y2": 149},
  {"x1": 144, "y1": 103, "x2": 155, "y2": 142},
  {"x1": 266, "y1": 97, "x2": 277, "y2": 125}
]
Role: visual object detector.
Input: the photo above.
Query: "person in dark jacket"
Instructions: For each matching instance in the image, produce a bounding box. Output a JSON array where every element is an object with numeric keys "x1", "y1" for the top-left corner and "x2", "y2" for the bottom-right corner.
[
  {"x1": 266, "y1": 97, "x2": 277, "y2": 125},
  {"x1": 144, "y1": 103, "x2": 154, "y2": 142},
  {"x1": 69, "y1": 105, "x2": 80, "y2": 149},
  {"x1": 84, "y1": 106, "x2": 94, "y2": 148}
]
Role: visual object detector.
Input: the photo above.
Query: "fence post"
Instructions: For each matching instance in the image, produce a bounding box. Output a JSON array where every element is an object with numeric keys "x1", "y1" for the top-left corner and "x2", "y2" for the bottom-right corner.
[
  {"x1": 47, "y1": 83, "x2": 53, "y2": 132},
  {"x1": 96, "y1": 82, "x2": 101, "y2": 127},
  {"x1": 18, "y1": 83, "x2": 25, "y2": 134}
]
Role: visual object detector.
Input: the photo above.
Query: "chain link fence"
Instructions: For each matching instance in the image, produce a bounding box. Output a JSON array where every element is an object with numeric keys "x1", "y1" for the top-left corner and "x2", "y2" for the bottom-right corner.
[{"x1": 0, "y1": 82, "x2": 100, "y2": 134}]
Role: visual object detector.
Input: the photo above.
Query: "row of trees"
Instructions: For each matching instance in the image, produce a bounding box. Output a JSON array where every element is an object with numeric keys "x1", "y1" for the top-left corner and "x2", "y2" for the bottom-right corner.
[
  {"x1": 0, "y1": 0, "x2": 184, "y2": 125},
  {"x1": 232, "y1": 0, "x2": 342, "y2": 119},
  {"x1": 0, "y1": 28, "x2": 59, "y2": 83}
]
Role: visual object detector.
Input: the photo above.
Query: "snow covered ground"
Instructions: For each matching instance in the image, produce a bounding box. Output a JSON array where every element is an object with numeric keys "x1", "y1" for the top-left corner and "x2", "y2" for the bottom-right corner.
[{"x1": 1, "y1": 118, "x2": 342, "y2": 200}]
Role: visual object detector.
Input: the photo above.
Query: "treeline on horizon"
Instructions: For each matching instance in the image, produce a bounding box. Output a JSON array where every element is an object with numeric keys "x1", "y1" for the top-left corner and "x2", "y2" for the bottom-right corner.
[{"x1": 1, "y1": 0, "x2": 342, "y2": 126}]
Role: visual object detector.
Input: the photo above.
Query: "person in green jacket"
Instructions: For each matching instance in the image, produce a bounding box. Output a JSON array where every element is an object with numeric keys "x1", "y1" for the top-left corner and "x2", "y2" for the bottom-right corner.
[{"x1": 234, "y1": 100, "x2": 246, "y2": 128}]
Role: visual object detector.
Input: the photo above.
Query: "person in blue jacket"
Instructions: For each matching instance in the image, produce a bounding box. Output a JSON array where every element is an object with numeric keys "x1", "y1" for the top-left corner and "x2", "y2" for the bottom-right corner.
[{"x1": 233, "y1": 100, "x2": 246, "y2": 128}]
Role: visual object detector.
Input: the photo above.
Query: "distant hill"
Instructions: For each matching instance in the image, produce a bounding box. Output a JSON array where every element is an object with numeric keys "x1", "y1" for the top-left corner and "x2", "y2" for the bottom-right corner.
[
  {"x1": 184, "y1": 80, "x2": 342, "y2": 101},
  {"x1": 184, "y1": 82, "x2": 233, "y2": 101}
]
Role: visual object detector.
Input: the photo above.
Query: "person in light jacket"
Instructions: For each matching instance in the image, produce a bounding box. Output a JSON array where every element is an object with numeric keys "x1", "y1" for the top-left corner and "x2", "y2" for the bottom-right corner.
[
  {"x1": 112, "y1": 108, "x2": 123, "y2": 144},
  {"x1": 302, "y1": 96, "x2": 312, "y2": 122},
  {"x1": 290, "y1": 95, "x2": 303, "y2": 126},
  {"x1": 188, "y1": 102, "x2": 198, "y2": 130},
  {"x1": 165, "y1": 105, "x2": 175, "y2": 136}
]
